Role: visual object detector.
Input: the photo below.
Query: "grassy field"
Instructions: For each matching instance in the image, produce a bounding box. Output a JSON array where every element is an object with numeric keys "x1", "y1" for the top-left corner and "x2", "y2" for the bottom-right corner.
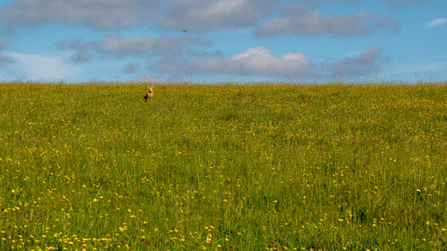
[{"x1": 0, "y1": 83, "x2": 446, "y2": 250}]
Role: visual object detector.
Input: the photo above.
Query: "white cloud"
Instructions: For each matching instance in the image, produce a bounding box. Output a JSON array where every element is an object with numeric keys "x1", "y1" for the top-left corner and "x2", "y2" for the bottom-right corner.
[
  {"x1": 330, "y1": 47, "x2": 387, "y2": 77},
  {"x1": 4, "y1": 52, "x2": 82, "y2": 81},
  {"x1": 157, "y1": 0, "x2": 277, "y2": 31},
  {"x1": 0, "y1": 0, "x2": 406, "y2": 38},
  {"x1": 1, "y1": 0, "x2": 277, "y2": 32},
  {"x1": 226, "y1": 47, "x2": 312, "y2": 76},
  {"x1": 0, "y1": 39, "x2": 14, "y2": 67},
  {"x1": 0, "y1": 38, "x2": 11, "y2": 50},
  {"x1": 0, "y1": 0, "x2": 162, "y2": 31},
  {"x1": 153, "y1": 46, "x2": 313, "y2": 77},
  {"x1": 426, "y1": 18, "x2": 447, "y2": 27},
  {"x1": 56, "y1": 35, "x2": 210, "y2": 61},
  {"x1": 256, "y1": 10, "x2": 400, "y2": 36},
  {"x1": 152, "y1": 46, "x2": 390, "y2": 80},
  {"x1": 100, "y1": 35, "x2": 210, "y2": 56},
  {"x1": 0, "y1": 56, "x2": 14, "y2": 67}
]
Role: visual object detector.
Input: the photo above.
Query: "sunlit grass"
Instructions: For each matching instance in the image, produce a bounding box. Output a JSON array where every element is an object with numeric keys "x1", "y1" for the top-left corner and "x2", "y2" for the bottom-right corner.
[{"x1": 0, "y1": 83, "x2": 446, "y2": 250}]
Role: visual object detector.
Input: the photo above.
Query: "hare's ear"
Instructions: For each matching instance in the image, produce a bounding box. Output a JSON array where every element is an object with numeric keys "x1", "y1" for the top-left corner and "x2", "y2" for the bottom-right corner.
[{"x1": 147, "y1": 84, "x2": 151, "y2": 89}]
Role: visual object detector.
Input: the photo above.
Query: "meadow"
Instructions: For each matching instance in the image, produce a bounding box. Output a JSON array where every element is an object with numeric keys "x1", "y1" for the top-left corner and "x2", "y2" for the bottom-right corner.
[{"x1": 0, "y1": 83, "x2": 446, "y2": 250}]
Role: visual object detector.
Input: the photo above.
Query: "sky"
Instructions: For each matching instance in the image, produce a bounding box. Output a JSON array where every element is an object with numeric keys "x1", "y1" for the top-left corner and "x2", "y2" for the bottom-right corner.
[{"x1": 0, "y1": 0, "x2": 446, "y2": 84}]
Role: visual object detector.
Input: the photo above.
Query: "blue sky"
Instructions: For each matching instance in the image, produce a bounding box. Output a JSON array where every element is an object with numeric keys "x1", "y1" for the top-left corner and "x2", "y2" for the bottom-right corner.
[{"x1": 0, "y1": 0, "x2": 446, "y2": 83}]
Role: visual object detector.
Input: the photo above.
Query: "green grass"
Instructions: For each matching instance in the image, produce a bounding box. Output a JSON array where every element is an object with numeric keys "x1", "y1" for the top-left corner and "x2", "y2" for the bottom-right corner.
[{"x1": 0, "y1": 83, "x2": 446, "y2": 250}]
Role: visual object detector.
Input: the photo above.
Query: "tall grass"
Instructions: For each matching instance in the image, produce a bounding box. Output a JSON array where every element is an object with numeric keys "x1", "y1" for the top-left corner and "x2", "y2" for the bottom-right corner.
[{"x1": 0, "y1": 83, "x2": 446, "y2": 250}]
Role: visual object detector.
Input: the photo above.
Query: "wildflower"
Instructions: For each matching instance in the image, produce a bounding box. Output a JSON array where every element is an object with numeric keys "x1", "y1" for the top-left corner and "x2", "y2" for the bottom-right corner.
[{"x1": 206, "y1": 233, "x2": 213, "y2": 244}]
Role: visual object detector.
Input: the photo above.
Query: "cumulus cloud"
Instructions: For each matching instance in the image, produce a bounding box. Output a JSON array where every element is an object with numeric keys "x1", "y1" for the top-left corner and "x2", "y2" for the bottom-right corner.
[
  {"x1": 0, "y1": 38, "x2": 11, "y2": 50},
  {"x1": 280, "y1": 0, "x2": 359, "y2": 12},
  {"x1": 0, "y1": 0, "x2": 162, "y2": 32},
  {"x1": 1, "y1": 0, "x2": 278, "y2": 32},
  {"x1": 0, "y1": 0, "x2": 405, "y2": 38},
  {"x1": 55, "y1": 39, "x2": 97, "y2": 63},
  {"x1": 151, "y1": 46, "x2": 388, "y2": 80},
  {"x1": 56, "y1": 35, "x2": 211, "y2": 62},
  {"x1": 426, "y1": 18, "x2": 447, "y2": 27},
  {"x1": 0, "y1": 38, "x2": 14, "y2": 67},
  {"x1": 330, "y1": 47, "x2": 386, "y2": 77},
  {"x1": 99, "y1": 35, "x2": 210, "y2": 57},
  {"x1": 0, "y1": 56, "x2": 14, "y2": 68},
  {"x1": 4, "y1": 52, "x2": 81, "y2": 80},
  {"x1": 157, "y1": 0, "x2": 277, "y2": 31},
  {"x1": 256, "y1": 10, "x2": 400, "y2": 36},
  {"x1": 153, "y1": 46, "x2": 313, "y2": 77}
]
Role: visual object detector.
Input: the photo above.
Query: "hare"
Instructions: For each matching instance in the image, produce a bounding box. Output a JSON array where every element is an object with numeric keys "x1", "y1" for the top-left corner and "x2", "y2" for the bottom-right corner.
[{"x1": 143, "y1": 85, "x2": 153, "y2": 102}]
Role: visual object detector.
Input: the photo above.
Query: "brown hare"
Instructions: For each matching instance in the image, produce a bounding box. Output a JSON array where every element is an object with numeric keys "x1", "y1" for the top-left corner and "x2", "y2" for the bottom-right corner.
[{"x1": 143, "y1": 85, "x2": 153, "y2": 102}]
